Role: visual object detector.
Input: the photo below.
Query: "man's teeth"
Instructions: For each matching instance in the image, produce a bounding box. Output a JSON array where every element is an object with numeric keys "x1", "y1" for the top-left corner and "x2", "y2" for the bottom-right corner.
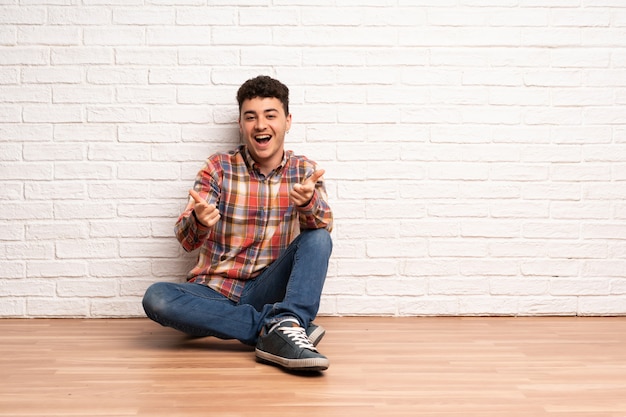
[{"x1": 255, "y1": 135, "x2": 271, "y2": 142}]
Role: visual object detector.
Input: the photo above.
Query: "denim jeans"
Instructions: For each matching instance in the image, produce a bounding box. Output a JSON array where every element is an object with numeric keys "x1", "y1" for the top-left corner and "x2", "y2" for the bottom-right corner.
[{"x1": 142, "y1": 228, "x2": 332, "y2": 346}]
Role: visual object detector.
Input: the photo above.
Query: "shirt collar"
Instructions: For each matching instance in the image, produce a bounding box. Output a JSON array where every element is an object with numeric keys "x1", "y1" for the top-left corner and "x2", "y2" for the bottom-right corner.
[{"x1": 241, "y1": 145, "x2": 288, "y2": 177}]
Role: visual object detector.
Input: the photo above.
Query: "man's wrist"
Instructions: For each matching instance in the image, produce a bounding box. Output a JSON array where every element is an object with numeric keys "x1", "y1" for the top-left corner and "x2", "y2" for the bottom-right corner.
[{"x1": 192, "y1": 209, "x2": 209, "y2": 228}]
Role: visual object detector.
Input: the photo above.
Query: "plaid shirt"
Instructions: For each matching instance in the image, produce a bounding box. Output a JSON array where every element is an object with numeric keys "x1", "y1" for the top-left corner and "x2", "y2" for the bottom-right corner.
[{"x1": 175, "y1": 145, "x2": 333, "y2": 302}]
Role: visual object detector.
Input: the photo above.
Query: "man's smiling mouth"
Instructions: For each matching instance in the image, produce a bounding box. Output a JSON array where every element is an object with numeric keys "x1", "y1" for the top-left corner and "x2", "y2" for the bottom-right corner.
[{"x1": 255, "y1": 135, "x2": 271, "y2": 144}]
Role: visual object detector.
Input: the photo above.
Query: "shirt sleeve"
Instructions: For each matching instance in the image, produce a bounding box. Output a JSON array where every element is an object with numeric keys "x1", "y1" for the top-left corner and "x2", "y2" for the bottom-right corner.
[
  {"x1": 174, "y1": 159, "x2": 221, "y2": 252},
  {"x1": 296, "y1": 174, "x2": 333, "y2": 232}
]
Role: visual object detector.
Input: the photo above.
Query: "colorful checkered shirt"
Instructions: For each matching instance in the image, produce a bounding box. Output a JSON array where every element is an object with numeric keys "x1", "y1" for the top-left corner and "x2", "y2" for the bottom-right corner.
[{"x1": 175, "y1": 145, "x2": 333, "y2": 302}]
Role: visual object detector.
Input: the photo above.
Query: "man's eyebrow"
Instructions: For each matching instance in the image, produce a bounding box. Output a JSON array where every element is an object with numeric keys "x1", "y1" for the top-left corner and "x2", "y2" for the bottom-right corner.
[{"x1": 243, "y1": 108, "x2": 279, "y2": 115}]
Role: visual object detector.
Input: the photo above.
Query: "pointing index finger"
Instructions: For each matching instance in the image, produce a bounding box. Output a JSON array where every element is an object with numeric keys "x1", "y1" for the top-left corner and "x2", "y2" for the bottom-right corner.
[
  {"x1": 305, "y1": 169, "x2": 325, "y2": 184},
  {"x1": 188, "y1": 189, "x2": 205, "y2": 204}
]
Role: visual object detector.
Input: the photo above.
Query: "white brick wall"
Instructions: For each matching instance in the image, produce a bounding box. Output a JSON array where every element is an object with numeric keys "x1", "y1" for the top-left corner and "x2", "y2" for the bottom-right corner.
[{"x1": 1, "y1": 2, "x2": 626, "y2": 318}]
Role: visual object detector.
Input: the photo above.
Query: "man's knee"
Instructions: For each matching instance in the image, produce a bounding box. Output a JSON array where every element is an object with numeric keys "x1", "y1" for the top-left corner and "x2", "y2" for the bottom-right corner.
[
  {"x1": 301, "y1": 228, "x2": 332, "y2": 255},
  {"x1": 142, "y1": 282, "x2": 171, "y2": 318}
]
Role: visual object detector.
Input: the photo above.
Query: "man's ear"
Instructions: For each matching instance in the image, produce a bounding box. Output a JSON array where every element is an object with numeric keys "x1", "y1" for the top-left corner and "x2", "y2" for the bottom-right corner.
[{"x1": 286, "y1": 113, "x2": 292, "y2": 131}]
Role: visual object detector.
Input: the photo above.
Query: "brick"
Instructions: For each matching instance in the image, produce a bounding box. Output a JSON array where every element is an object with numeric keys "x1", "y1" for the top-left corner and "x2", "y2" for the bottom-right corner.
[
  {"x1": 490, "y1": 278, "x2": 549, "y2": 296},
  {"x1": 0, "y1": 222, "x2": 24, "y2": 241},
  {"x1": 118, "y1": 124, "x2": 180, "y2": 142},
  {"x1": 521, "y1": 260, "x2": 580, "y2": 277},
  {"x1": 459, "y1": 297, "x2": 519, "y2": 316},
  {"x1": 57, "y1": 280, "x2": 117, "y2": 297},
  {"x1": 148, "y1": 68, "x2": 211, "y2": 85},
  {"x1": 0, "y1": 182, "x2": 23, "y2": 201},
  {"x1": 462, "y1": 221, "x2": 520, "y2": 238},
  {"x1": 586, "y1": 261, "x2": 626, "y2": 280},
  {"x1": 322, "y1": 276, "x2": 365, "y2": 296},
  {"x1": 336, "y1": 259, "x2": 397, "y2": 277},
  {"x1": 5, "y1": 242, "x2": 55, "y2": 260},
  {"x1": 0, "y1": 201, "x2": 53, "y2": 220},
  {"x1": 117, "y1": 162, "x2": 179, "y2": 180},
  {"x1": 90, "y1": 298, "x2": 145, "y2": 318},
  {"x1": 518, "y1": 297, "x2": 578, "y2": 316},
  {"x1": 521, "y1": 145, "x2": 581, "y2": 163},
  {"x1": 551, "y1": 278, "x2": 610, "y2": 296},
  {"x1": 150, "y1": 106, "x2": 212, "y2": 124},
  {"x1": 0, "y1": 143, "x2": 20, "y2": 161},
  {"x1": 54, "y1": 162, "x2": 113, "y2": 180},
  {"x1": 48, "y1": 7, "x2": 112, "y2": 25},
  {"x1": 89, "y1": 260, "x2": 151, "y2": 278},
  {"x1": 27, "y1": 261, "x2": 87, "y2": 278},
  {"x1": 113, "y1": 8, "x2": 174, "y2": 25},
  {"x1": 1, "y1": 279, "x2": 54, "y2": 296},
  {"x1": 578, "y1": 297, "x2": 626, "y2": 316},
  {"x1": 115, "y1": 48, "x2": 178, "y2": 65},
  {"x1": 429, "y1": 240, "x2": 489, "y2": 257},
  {"x1": 86, "y1": 106, "x2": 149, "y2": 123},
  {"x1": 26, "y1": 298, "x2": 89, "y2": 317},
  {"x1": 26, "y1": 222, "x2": 89, "y2": 240},
  {"x1": 53, "y1": 124, "x2": 116, "y2": 142},
  {"x1": 147, "y1": 26, "x2": 212, "y2": 46},
  {"x1": 51, "y1": 47, "x2": 112, "y2": 65},
  {"x1": 53, "y1": 86, "x2": 113, "y2": 104},
  {"x1": 119, "y1": 239, "x2": 180, "y2": 258},
  {"x1": 115, "y1": 86, "x2": 175, "y2": 104},
  {"x1": 84, "y1": 27, "x2": 144, "y2": 46},
  {"x1": 88, "y1": 182, "x2": 150, "y2": 200},
  {"x1": 150, "y1": 257, "x2": 196, "y2": 277},
  {"x1": 23, "y1": 143, "x2": 85, "y2": 161},
  {"x1": 0, "y1": 299, "x2": 25, "y2": 317},
  {"x1": 23, "y1": 105, "x2": 82, "y2": 123},
  {"x1": 398, "y1": 297, "x2": 459, "y2": 316},
  {"x1": 0, "y1": 7, "x2": 46, "y2": 24},
  {"x1": 366, "y1": 239, "x2": 427, "y2": 258},
  {"x1": 0, "y1": 261, "x2": 25, "y2": 279},
  {"x1": 117, "y1": 202, "x2": 180, "y2": 218},
  {"x1": 0, "y1": 68, "x2": 19, "y2": 84},
  {"x1": 56, "y1": 239, "x2": 117, "y2": 259},
  {"x1": 87, "y1": 67, "x2": 148, "y2": 84},
  {"x1": 87, "y1": 143, "x2": 150, "y2": 161},
  {"x1": 336, "y1": 296, "x2": 398, "y2": 315},
  {"x1": 90, "y1": 220, "x2": 151, "y2": 238},
  {"x1": 177, "y1": 7, "x2": 236, "y2": 25},
  {"x1": 18, "y1": 26, "x2": 81, "y2": 46},
  {"x1": 54, "y1": 201, "x2": 117, "y2": 220},
  {"x1": 366, "y1": 277, "x2": 427, "y2": 297},
  {"x1": 0, "y1": 106, "x2": 20, "y2": 123},
  {"x1": 459, "y1": 259, "x2": 519, "y2": 277},
  {"x1": 178, "y1": 47, "x2": 239, "y2": 66},
  {"x1": 25, "y1": 181, "x2": 86, "y2": 200},
  {"x1": 0, "y1": 86, "x2": 52, "y2": 103},
  {"x1": 428, "y1": 202, "x2": 488, "y2": 218}
]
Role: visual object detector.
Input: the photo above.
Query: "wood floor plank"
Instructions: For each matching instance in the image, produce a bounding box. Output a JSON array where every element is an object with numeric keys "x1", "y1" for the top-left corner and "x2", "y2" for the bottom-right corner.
[{"x1": 1, "y1": 317, "x2": 626, "y2": 416}]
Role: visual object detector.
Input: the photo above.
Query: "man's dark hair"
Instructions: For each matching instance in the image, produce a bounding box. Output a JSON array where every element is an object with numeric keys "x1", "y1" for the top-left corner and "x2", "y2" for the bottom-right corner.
[{"x1": 237, "y1": 75, "x2": 290, "y2": 116}]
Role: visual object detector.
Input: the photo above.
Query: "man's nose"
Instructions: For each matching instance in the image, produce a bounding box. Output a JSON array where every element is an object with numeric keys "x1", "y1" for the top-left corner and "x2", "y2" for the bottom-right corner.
[{"x1": 254, "y1": 117, "x2": 266, "y2": 130}]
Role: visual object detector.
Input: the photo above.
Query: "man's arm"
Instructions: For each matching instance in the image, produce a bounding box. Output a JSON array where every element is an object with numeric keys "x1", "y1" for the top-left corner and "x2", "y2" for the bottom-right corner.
[
  {"x1": 174, "y1": 163, "x2": 221, "y2": 252},
  {"x1": 291, "y1": 169, "x2": 333, "y2": 232}
]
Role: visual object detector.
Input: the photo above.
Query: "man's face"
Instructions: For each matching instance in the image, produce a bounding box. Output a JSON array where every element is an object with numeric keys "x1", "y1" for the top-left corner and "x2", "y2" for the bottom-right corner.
[{"x1": 238, "y1": 97, "x2": 292, "y2": 174}]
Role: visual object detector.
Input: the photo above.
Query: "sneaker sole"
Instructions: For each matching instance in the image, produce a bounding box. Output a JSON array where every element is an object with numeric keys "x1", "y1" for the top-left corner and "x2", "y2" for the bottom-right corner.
[
  {"x1": 307, "y1": 326, "x2": 325, "y2": 347},
  {"x1": 255, "y1": 348, "x2": 329, "y2": 372}
]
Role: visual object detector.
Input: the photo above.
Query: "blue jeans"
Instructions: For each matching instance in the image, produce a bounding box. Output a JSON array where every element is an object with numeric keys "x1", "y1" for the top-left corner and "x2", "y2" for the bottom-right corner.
[{"x1": 142, "y1": 229, "x2": 332, "y2": 346}]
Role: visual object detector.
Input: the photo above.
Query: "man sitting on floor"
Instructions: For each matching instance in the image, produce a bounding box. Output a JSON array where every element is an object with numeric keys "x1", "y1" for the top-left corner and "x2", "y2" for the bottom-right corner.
[{"x1": 142, "y1": 75, "x2": 333, "y2": 372}]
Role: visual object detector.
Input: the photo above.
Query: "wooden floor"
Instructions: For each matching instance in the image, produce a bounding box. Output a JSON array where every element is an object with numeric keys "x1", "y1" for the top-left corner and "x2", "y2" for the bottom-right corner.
[{"x1": 1, "y1": 317, "x2": 626, "y2": 417}]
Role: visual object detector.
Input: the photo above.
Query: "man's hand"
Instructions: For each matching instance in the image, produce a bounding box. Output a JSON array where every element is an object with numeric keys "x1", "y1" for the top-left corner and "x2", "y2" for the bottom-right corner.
[
  {"x1": 188, "y1": 189, "x2": 220, "y2": 227},
  {"x1": 290, "y1": 169, "x2": 325, "y2": 207}
]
